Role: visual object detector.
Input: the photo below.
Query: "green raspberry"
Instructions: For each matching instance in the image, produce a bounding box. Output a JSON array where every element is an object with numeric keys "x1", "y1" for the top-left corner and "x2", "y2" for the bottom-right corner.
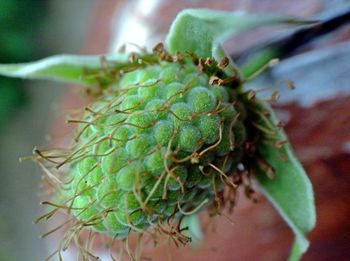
[
  {"x1": 120, "y1": 94, "x2": 143, "y2": 111},
  {"x1": 178, "y1": 124, "x2": 201, "y2": 152},
  {"x1": 118, "y1": 192, "x2": 142, "y2": 212},
  {"x1": 145, "y1": 98, "x2": 167, "y2": 120},
  {"x1": 138, "y1": 82, "x2": 161, "y2": 100},
  {"x1": 145, "y1": 148, "x2": 171, "y2": 175},
  {"x1": 160, "y1": 66, "x2": 180, "y2": 83},
  {"x1": 186, "y1": 166, "x2": 202, "y2": 188},
  {"x1": 116, "y1": 163, "x2": 139, "y2": 191},
  {"x1": 164, "y1": 205, "x2": 176, "y2": 216},
  {"x1": 209, "y1": 85, "x2": 229, "y2": 102},
  {"x1": 125, "y1": 134, "x2": 152, "y2": 159},
  {"x1": 219, "y1": 103, "x2": 237, "y2": 121},
  {"x1": 103, "y1": 211, "x2": 129, "y2": 234},
  {"x1": 110, "y1": 126, "x2": 134, "y2": 147},
  {"x1": 71, "y1": 195, "x2": 94, "y2": 219},
  {"x1": 167, "y1": 166, "x2": 188, "y2": 191},
  {"x1": 62, "y1": 54, "x2": 248, "y2": 240},
  {"x1": 143, "y1": 177, "x2": 164, "y2": 201},
  {"x1": 138, "y1": 67, "x2": 160, "y2": 83},
  {"x1": 198, "y1": 174, "x2": 213, "y2": 189},
  {"x1": 169, "y1": 102, "x2": 193, "y2": 127},
  {"x1": 153, "y1": 120, "x2": 174, "y2": 146},
  {"x1": 96, "y1": 180, "x2": 120, "y2": 208},
  {"x1": 183, "y1": 72, "x2": 208, "y2": 87},
  {"x1": 192, "y1": 190, "x2": 212, "y2": 206},
  {"x1": 119, "y1": 69, "x2": 140, "y2": 87},
  {"x1": 165, "y1": 82, "x2": 186, "y2": 104},
  {"x1": 104, "y1": 113, "x2": 127, "y2": 133},
  {"x1": 187, "y1": 86, "x2": 216, "y2": 113},
  {"x1": 196, "y1": 114, "x2": 221, "y2": 144}
]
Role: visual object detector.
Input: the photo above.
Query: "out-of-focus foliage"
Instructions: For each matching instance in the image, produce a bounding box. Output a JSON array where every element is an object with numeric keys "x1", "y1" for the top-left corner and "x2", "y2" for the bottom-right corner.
[{"x1": 0, "y1": 0, "x2": 49, "y2": 128}]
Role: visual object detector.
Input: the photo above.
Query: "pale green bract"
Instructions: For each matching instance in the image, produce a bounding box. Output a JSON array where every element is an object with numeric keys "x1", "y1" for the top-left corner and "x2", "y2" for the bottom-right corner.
[
  {"x1": 0, "y1": 8, "x2": 316, "y2": 260},
  {"x1": 166, "y1": 9, "x2": 311, "y2": 62},
  {"x1": 254, "y1": 104, "x2": 316, "y2": 261},
  {"x1": 0, "y1": 53, "x2": 129, "y2": 85},
  {"x1": 166, "y1": 8, "x2": 316, "y2": 261}
]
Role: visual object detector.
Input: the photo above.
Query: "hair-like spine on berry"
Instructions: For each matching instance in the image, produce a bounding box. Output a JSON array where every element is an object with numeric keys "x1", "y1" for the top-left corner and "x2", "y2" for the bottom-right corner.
[{"x1": 34, "y1": 44, "x2": 269, "y2": 260}]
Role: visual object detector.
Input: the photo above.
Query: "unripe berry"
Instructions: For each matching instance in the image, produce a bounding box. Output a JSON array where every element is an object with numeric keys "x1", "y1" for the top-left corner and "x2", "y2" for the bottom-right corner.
[{"x1": 62, "y1": 52, "x2": 249, "y2": 239}]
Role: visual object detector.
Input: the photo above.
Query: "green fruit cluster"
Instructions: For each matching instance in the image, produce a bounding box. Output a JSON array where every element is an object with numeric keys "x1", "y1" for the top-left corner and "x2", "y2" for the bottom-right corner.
[{"x1": 66, "y1": 58, "x2": 247, "y2": 239}]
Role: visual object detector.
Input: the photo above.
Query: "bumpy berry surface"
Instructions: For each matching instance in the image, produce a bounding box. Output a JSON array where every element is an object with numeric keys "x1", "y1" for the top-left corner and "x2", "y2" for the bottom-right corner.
[{"x1": 66, "y1": 59, "x2": 247, "y2": 238}]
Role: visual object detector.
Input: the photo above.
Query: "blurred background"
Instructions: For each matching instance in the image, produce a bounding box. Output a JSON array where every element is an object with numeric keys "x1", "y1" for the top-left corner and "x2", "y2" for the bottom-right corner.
[{"x1": 0, "y1": 1, "x2": 349, "y2": 260}]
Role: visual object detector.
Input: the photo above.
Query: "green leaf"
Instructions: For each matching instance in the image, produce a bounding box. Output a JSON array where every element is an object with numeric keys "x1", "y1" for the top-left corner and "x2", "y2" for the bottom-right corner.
[
  {"x1": 167, "y1": 9, "x2": 316, "y2": 260},
  {"x1": 0, "y1": 54, "x2": 128, "y2": 86},
  {"x1": 240, "y1": 48, "x2": 279, "y2": 79},
  {"x1": 254, "y1": 103, "x2": 316, "y2": 261},
  {"x1": 166, "y1": 8, "x2": 311, "y2": 59}
]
